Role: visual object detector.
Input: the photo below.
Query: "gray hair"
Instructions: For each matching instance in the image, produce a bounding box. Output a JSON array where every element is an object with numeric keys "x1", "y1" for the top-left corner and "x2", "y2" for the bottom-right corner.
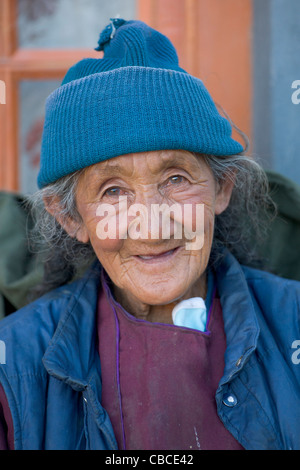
[
  {"x1": 201, "y1": 152, "x2": 275, "y2": 266},
  {"x1": 27, "y1": 170, "x2": 96, "y2": 299},
  {"x1": 27, "y1": 145, "x2": 276, "y2": 300}
]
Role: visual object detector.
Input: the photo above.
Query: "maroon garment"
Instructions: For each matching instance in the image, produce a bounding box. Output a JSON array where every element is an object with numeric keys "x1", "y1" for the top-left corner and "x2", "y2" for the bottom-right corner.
[
  {"x1": 0, "y1": 383, "x2": 14, "y2": 450},
  {"x1": 98, "y1": 273, "x2": 244, "y2": 450}
]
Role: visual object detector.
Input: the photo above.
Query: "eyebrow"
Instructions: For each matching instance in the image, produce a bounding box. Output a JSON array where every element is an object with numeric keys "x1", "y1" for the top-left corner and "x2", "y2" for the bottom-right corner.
[
  {"x1": 89, "y1": 161, "x2": 133, "y2": 178},
  {"x1": 100, "y1": 163, "x2": 127, "y2": 174},
  {"x1": 157, "y1": 153, "x2": 200, "y2": 173},
  {"x1": 160, "y1": 154, "x2": 194, "y2": 168}
]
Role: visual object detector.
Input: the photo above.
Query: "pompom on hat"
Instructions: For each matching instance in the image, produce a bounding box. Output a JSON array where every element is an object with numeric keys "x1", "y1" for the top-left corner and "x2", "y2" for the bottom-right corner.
[{"x1": 38, "y1": 18, "x2": 244, "y2": 188}]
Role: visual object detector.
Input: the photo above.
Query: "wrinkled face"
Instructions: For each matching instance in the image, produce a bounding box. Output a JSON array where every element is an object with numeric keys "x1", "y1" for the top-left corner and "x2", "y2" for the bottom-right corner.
[{"x1": 63, "y1": 150, "x2": 233, "y2": 309}]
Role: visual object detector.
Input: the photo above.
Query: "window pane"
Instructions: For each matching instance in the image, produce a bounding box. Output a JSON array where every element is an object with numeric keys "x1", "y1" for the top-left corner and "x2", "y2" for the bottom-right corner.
[
  {"x1": 19, "y1": 80, "x2": 61, "y2": 194},
  {"x1": 18, "y1": 0, "x2": 137, "y2": 49}
]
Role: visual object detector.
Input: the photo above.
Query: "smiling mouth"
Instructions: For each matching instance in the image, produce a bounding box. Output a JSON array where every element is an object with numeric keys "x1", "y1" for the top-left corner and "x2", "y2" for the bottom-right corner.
[{"x1": 134, "y1": 246, "x2": 181, "y2": 262}]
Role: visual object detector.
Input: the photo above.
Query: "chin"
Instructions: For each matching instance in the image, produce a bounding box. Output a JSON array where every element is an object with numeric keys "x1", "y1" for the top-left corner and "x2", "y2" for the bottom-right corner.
[{"x1": 137, "y1": 285, "x2": 186, "y2": 307}]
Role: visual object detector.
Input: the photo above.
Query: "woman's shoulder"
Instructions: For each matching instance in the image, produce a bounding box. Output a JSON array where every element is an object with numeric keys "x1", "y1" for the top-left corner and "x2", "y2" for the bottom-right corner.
[
  {"x1": 241, "y1": 264, "x2": 300, "y2": 331},
  {"x1": 0, "y1": 261, "x2": 101, "y2": 334},
  {"x1": 0, "y1": 282, "x2": 76, "y2": 337},
  {"x1": 242, "y1": 263, "x2": 300, "y2": 296},
  {"x1": 0, "y1": 284, "x2": 77, "y2": 377},
  {"x1": 0, "y1": 263, "x2": 101, "y2": 373},
  {"x1": 217, "y1": 247, "x2": 300, "y2": 303}
]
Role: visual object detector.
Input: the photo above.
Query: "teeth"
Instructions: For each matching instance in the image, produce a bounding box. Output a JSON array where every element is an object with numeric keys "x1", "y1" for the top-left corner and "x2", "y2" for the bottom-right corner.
[{"x1": 138, "y1": 249, "x2": 174, "y2": 260}]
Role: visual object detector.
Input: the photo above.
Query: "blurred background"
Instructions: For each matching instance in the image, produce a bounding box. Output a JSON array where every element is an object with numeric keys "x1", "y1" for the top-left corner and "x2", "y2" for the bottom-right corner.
[{"x1": 0, "y1": 0, "x2": 300, "y2": 194}]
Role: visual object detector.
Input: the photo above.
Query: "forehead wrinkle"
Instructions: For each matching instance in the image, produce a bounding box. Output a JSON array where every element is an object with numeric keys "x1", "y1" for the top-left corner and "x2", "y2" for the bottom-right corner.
[
  {"x1": 88, "y1": 157, "x2": 135, "y2": 180},
  {"x1": 84, "y1": 150, "x2": 201, "y2": 185},
  {"x1": 146, "y1": 150, "x2": 200, "y2": 174}
]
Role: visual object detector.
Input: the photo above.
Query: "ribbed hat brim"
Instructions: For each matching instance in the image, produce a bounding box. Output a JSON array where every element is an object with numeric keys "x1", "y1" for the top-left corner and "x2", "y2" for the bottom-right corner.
[{"x1": 38, "y1": 66, "x2": 244, "y2": 188}]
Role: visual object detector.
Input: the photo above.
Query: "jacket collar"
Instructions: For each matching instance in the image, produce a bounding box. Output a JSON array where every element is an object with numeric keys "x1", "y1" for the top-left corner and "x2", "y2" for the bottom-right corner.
[
  {"x1": 214, "y1": 247, "x2": 260, "y2": 387},
  {"x1": 42, "y1": 260, "x2": 102, "y2": 391}
]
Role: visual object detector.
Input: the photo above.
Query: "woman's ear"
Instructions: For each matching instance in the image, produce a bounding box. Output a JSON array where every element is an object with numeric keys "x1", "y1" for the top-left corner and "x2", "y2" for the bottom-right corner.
[
  {"x1": 43, "y1": 196, "x2": 90, "y2": 244},
  {"x1": 214, "y1": 173, "x2": 236, "y2": 216}
]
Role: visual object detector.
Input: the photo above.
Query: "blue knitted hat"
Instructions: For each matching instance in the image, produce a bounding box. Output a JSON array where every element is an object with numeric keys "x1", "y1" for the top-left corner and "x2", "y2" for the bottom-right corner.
[{"x1": 38, "y1": 18, "x2": 244, "y2": 188}]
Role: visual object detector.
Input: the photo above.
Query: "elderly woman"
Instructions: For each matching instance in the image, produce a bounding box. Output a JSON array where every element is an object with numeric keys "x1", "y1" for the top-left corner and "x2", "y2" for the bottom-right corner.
[{"x1": 0, "y1": 19, "x2": 300, "y2": 451}]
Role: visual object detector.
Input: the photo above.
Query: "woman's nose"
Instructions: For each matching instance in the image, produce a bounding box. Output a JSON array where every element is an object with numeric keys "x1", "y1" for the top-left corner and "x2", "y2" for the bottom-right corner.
[{"x1": 127, "y1": 187, "x2": 182, "y2": 241}]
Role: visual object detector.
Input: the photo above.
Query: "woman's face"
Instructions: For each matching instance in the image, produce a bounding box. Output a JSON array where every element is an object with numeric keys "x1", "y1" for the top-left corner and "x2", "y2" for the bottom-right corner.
[{"x1": 64, "y1": 150, "x2": 233, "y2": 313}]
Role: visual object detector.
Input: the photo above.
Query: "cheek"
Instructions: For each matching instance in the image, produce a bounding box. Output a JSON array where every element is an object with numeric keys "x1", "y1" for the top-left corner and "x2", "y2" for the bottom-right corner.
[
  {"x1": 173, "y1": 187, "x2": 216, "y2": 237},
  {"x1": 78, "y1": 205, "x2": 125, "y2": 255},
  {"x1": 91, "y1": 236, "x2": 124, "y2": 254},
  {"x1": 89, "y1": 220, "x2": 124, "y2": 255},
  {"x1": 88, "y1": 229, "x2": 125, "y2": 279}
]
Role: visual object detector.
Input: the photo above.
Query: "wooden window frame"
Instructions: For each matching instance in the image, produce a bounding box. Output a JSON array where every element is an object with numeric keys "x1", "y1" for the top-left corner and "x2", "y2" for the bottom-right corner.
[
  {"x1": 0, "y1": 0, "x2": 199, "y2": 192},
  {"x1": 0, "y1": 0, "x2": 99, "y2": 191}
]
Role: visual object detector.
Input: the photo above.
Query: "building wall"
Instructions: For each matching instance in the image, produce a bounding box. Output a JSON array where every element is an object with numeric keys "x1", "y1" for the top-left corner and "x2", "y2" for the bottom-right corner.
[{"x1": 253, "y1": 0, "x2": 300, "y2": 185}]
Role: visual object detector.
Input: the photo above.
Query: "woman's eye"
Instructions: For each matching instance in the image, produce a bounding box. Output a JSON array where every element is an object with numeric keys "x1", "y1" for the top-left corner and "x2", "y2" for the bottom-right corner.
[
  {"x1": 103, "y1": 187, "x2": 122, "y2": 197},
  {"x1": 168, "y1": 175, "x2": 185, "y2": 185}
]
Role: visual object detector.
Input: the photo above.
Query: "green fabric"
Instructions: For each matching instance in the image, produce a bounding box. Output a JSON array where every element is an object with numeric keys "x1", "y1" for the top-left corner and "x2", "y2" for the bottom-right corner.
[
  {"x1": 0, "y1": 169, "x2": 299, "y2": 319},
  {"x1": 256, "y1": 170, "x2": 300, "y2": 282},
  {"x1": 0, "y1": 192, "x2": 43, "y2": 320}
]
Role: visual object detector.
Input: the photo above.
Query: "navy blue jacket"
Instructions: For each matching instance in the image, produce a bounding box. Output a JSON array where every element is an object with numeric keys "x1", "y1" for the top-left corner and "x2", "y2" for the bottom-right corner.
[{"x1": 0, "y1": 248, "x2": 300, "y2": 450}]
